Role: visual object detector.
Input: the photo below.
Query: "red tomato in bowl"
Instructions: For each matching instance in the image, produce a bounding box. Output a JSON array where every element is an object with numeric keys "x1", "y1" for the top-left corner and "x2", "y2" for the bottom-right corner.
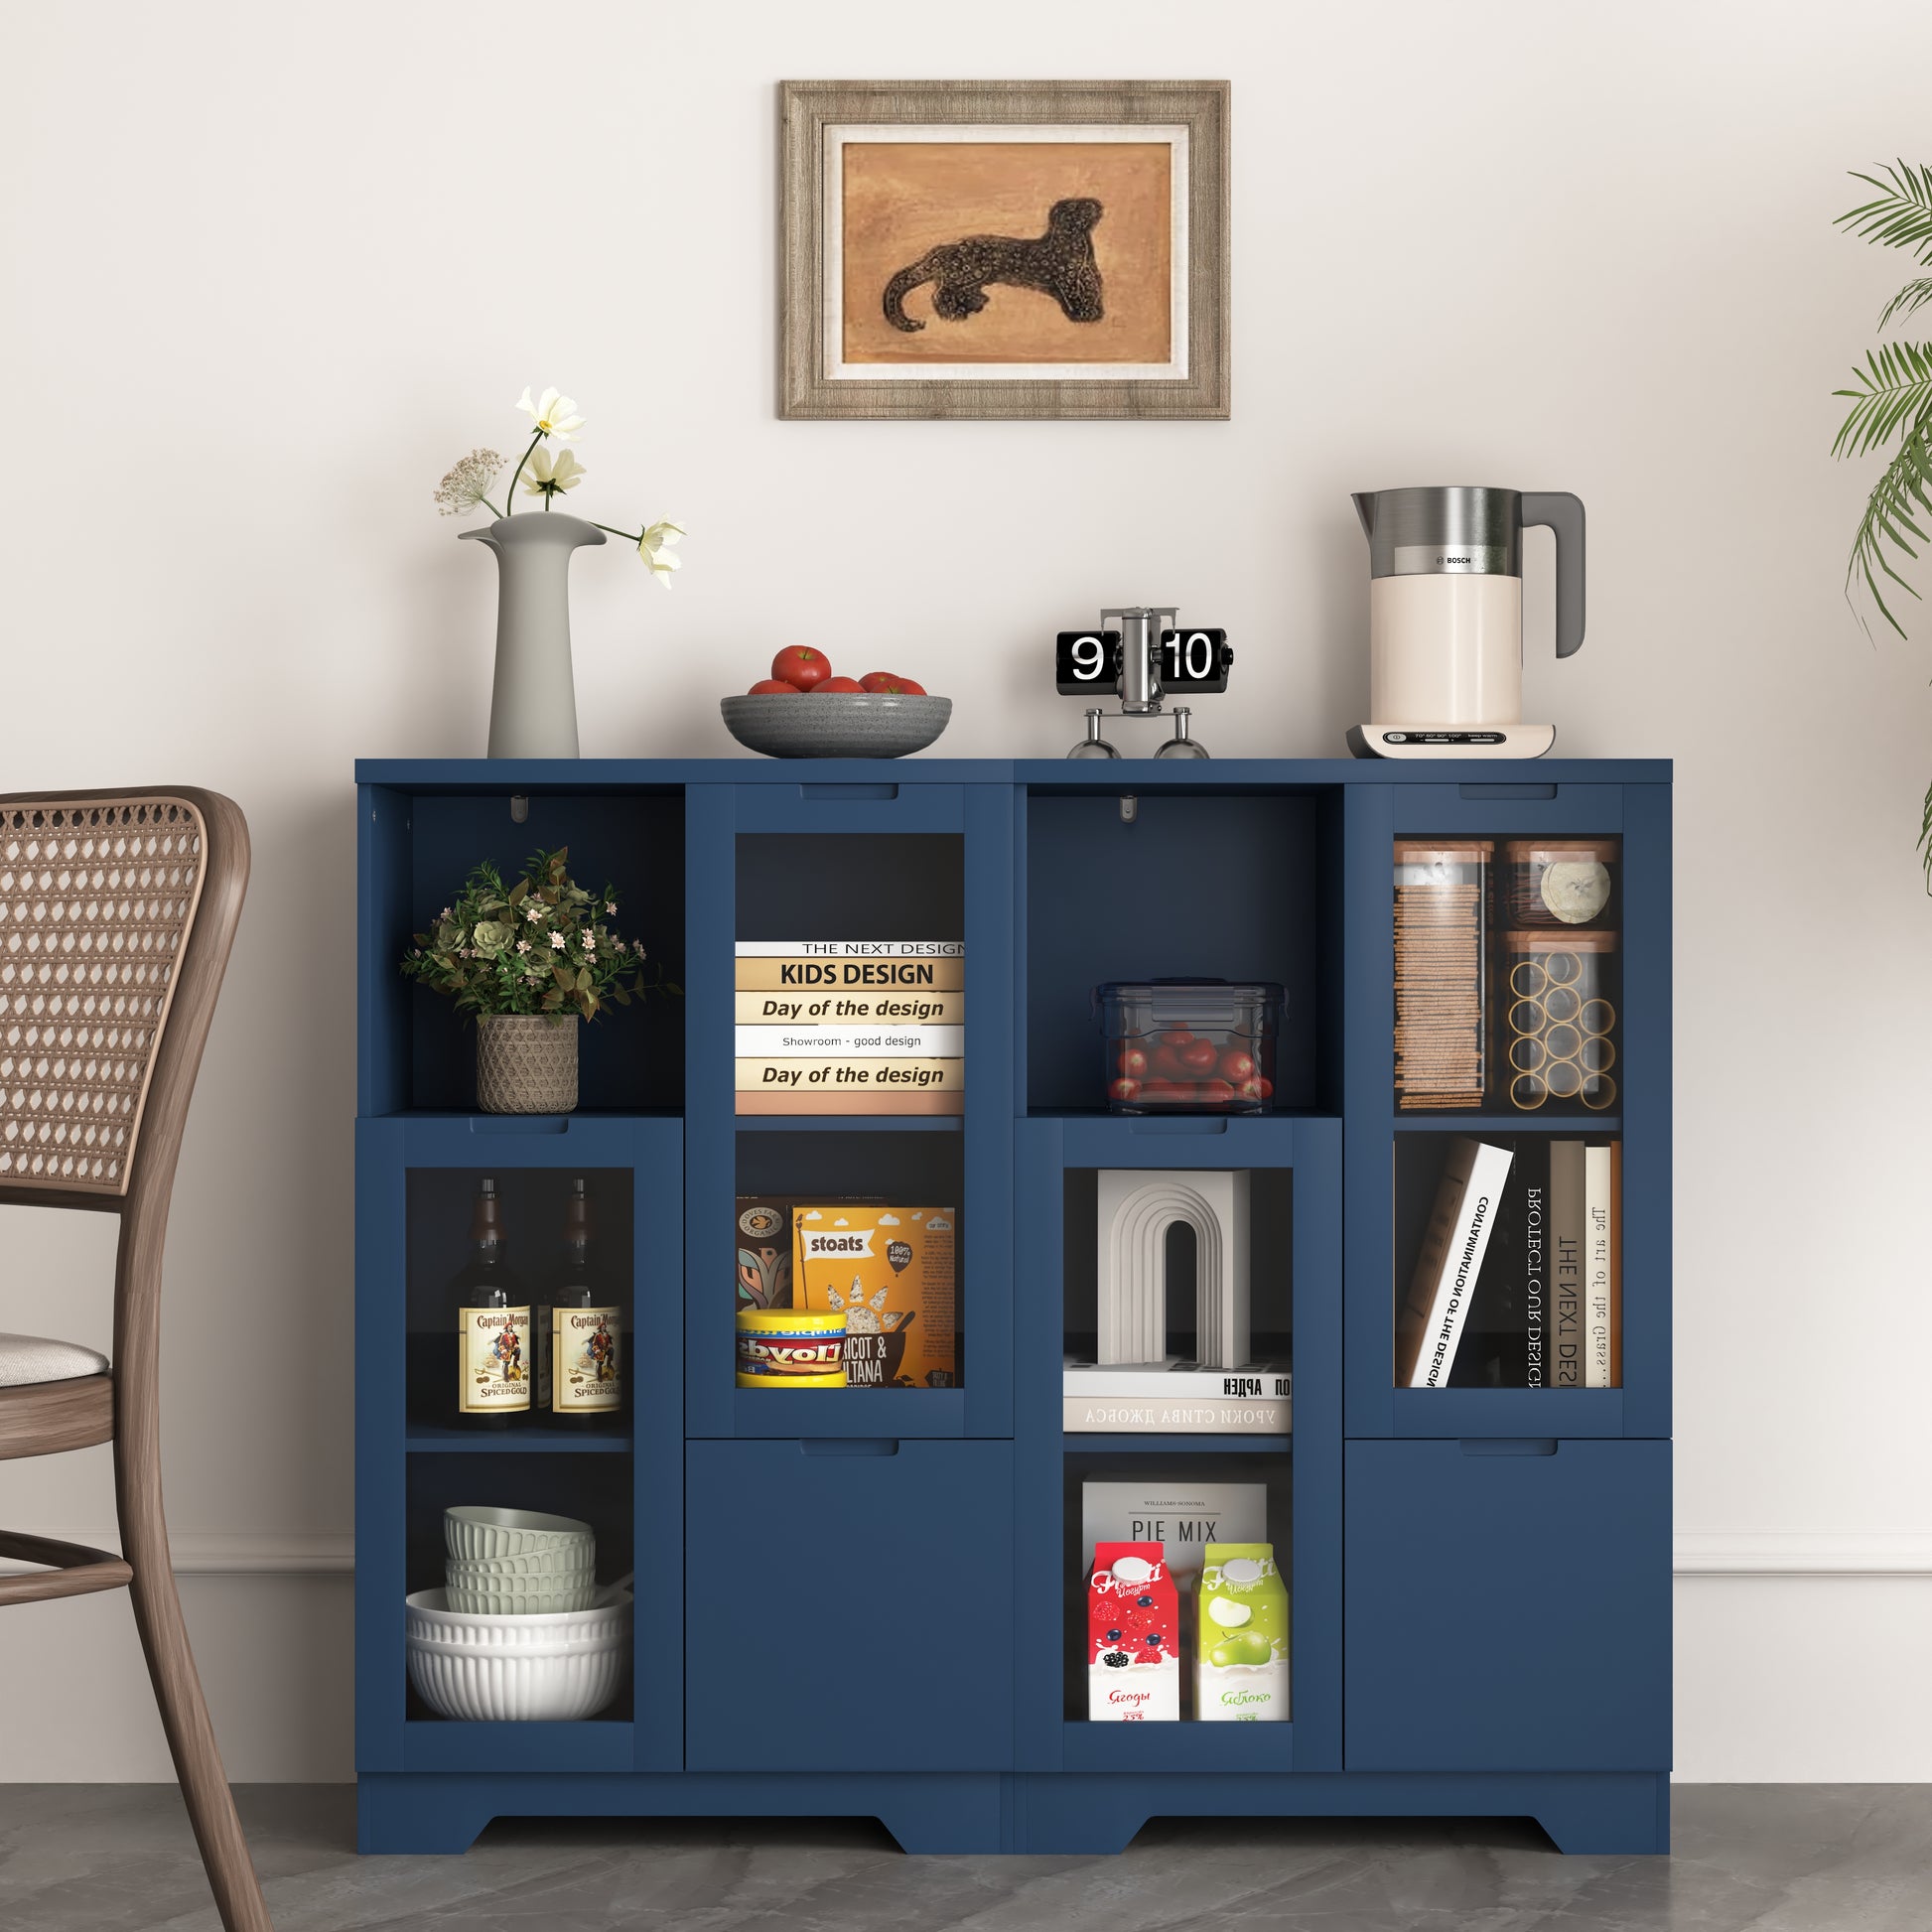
[
  {"x1": 748, "y1": 678, "x2": 801, "y2": 694},
  {"x1": 860, "y1": 672, "x2": 927, "y2": 695},
  {"x1": 1178, "y1": 1038, "x2": 1220, "y2": 1074},
  {"x1": 1217, "y1": 1048, "x2": 1256, "y2": 1084},
  {"x1": 816, "y1": 676, "x2": 867, "y2": 693},
  {"x1": 771, "y1": 646, "x2": 831, "y2": 690}
]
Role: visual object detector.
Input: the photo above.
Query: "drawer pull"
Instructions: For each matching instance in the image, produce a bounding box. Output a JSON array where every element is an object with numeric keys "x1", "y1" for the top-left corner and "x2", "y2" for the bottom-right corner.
[
  {"x1": 468, "y1": 1116, "x2": 569, "y2": 1136},
  {"x1": 1129, "y1": 1117, "x2": 1229, "y2": 1136},
  {"x1": 1457, "y1": 783, "x2": 1557, "y2": 800},
  {"x1": 800, "y1": 783, "x2": 898, "y2": 802},
  {"x1": 1459, "y1": 1438, "x2": 1558, "y2": 1456},
  {"x1": 800, "y1": 1438, "x2": 900, "y2": 1456}
]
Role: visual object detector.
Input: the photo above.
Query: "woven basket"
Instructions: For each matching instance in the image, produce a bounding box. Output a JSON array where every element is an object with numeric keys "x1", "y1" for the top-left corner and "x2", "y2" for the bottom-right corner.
[{"x1": 476, "y1": 1015, "x2": 579, "y2": 1115}]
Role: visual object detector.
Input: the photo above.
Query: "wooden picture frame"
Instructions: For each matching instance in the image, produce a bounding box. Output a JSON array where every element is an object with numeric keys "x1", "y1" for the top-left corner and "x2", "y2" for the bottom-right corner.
[{"x1": 779, "y1": 79, "x2": 1229, "y2": 421}]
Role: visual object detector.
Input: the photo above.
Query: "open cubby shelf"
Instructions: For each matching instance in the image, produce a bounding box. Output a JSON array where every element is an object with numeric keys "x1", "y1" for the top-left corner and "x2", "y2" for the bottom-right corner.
[{"x1": 357, "y1": 758, "x2": 1671, "y2": 1858}]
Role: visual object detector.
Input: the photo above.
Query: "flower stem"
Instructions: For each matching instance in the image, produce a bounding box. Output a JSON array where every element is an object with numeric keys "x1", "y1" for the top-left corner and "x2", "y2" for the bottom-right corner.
[
  {"x1": 504, "y1": 430, "x2": 543, "y2": 514},
  {"x1": 590, "y1": 520, "x2": 642, "y2": 543},
  {"x1": 482, "y1": 495, "x2": 506, "y2": 519}
]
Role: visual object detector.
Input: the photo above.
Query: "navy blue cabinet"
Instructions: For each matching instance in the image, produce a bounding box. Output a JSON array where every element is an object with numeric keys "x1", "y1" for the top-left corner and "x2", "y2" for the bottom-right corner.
[
  {"x1": 684, "y1": 1440, "x2": 1016, "y2": 1772},
  {"x1": 1343, "y1": 1439, "x2": 1672, "y2": 1771},
  {"x1": 355, "y1": 758, "x2": 1671, "y2": 1859}
]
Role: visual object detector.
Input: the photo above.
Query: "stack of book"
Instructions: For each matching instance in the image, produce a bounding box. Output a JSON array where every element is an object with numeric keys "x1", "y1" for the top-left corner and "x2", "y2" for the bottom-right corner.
[
  {"x1": 1063, "y1": 1358, "x2": 1292, "y2": 1434},
  {"x1": 734, "y1": 941, "x2": 965, "y2": 1116},
  {"x1": 1395, "y1": 1135, "x2": 1620, "y2": 1389}
]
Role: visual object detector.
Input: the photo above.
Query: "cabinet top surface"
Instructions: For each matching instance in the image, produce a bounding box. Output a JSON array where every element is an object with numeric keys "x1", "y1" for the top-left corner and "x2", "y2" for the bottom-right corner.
[{"x1": 356, "y1": 757, "x2": 1673, "y2": 790}]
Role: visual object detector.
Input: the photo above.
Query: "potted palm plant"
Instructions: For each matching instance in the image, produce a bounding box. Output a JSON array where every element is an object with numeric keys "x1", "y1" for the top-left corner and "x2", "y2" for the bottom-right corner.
[
  {"x1": 401, "y1": 848, "x2": 678, "y2": 1114},
  {"x1": 1833, "y1": 161, "x2": 1932, "y2": 880}
]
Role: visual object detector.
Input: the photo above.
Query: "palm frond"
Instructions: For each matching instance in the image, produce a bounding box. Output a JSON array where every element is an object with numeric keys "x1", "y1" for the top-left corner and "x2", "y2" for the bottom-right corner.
[
  {"x1": 1837, "y1": 160, "x2": 1932, "y2": 265},
  {"x1": 1832, "y1": 342, "x2": 1932, "y2": 457},
  {"x1": 1845, "y1": 421, "x2": 1932, "y2": 636},
  {"x1": 1877, "y1": 278, "x2": 1932, "y2": 331}
]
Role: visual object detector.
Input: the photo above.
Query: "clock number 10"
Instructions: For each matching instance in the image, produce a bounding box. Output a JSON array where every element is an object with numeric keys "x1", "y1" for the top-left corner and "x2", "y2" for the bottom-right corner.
[{"x1": 1163, "y1": 630, "x2": 1217, "y2": 681}]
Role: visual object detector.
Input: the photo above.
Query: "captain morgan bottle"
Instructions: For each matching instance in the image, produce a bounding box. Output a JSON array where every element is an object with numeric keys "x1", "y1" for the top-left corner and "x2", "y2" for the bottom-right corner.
[
  {"x1": 538, "y1": 1177, "x2": 622, "y2": 1423},
  {"x1": 452, "y1": 1176, "x2": 530, "y2": 1425}
]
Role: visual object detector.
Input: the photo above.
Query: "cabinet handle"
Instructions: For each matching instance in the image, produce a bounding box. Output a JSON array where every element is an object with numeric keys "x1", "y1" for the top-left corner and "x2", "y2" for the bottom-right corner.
[
  {"x1": 799, "y1": 783, "x2": 898, "y2": 802},
  {"x1": 1458, "y1": 1438, "x2": 1558, "y2": 1456},
  {"x1": 467, "y1": 1117, "x2": 570, "y2": 1136},
  {"x1": 1129, "y1": 1117, "x2": 1229, "y2": 1136},
  {"x1": 1457, "y1": 783, "x2": 1557, "y2": 801},
  {"x1": 799, "y1": 1438, "x2": 899, "y2": 1456}
]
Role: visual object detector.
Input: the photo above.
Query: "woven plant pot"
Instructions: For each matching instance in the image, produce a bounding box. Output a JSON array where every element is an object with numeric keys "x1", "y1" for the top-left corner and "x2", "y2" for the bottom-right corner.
[{"x1": 476, "y1": 1015, "x2": 579, "y2": 1115}]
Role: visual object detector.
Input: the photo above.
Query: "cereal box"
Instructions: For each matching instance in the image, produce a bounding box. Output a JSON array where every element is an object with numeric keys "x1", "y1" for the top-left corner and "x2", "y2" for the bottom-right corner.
[{"x1": 791, "y1": 1203, "x2": 956, "y2": 1388}]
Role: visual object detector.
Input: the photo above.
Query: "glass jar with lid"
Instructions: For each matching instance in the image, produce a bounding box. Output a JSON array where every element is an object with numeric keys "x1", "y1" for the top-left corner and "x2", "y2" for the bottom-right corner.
[
  {"x1": 1502, "y1": 837, "x2": 1617, "y2": 929},
  {"x1": 1501, "y1": 929, "x2": 1618, "y2": 1113},
  {"x1": 1393, "y1": 841, "x2": 1491, "y2": 1110}
]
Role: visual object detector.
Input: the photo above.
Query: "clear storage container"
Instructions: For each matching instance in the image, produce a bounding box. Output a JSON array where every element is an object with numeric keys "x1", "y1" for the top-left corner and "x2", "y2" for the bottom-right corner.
[
  {"x1": 1393, "y1": 841, "x2": 1491, "y2": 1111},
  {"x1": 1502, "y1": 838, "x2": 1618, "y2": 930},
  {"x1": 1094, "y1": 980, "x2": 1283, "y2": 1114},
  {"x1": 1502, "y1": 929, "x2": 1618, "y2": 1113}
]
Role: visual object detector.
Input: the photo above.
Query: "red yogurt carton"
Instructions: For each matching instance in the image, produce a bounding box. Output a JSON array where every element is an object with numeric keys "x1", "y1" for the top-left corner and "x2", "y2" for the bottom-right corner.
[{"x1": 1087, "y1": 1542, "x2": 1179, "y2": 1721}]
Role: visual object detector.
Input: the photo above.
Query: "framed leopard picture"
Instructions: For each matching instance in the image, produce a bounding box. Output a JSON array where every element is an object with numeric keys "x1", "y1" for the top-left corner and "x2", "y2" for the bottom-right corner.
[{"x1": 779, "y1": 80, "x2": 1228, "y2": 420}]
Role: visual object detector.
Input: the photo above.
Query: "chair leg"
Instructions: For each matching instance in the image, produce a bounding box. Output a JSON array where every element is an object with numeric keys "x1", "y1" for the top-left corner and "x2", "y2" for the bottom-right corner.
[{"x1": 118, "y1": 1467, "x2": 274, "y2": 1931}]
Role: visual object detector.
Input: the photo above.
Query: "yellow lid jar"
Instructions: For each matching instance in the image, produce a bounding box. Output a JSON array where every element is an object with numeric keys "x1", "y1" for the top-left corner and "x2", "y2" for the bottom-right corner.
[{"x1": 736, "y1": 1310, "x2": 847, "y2": 1388}]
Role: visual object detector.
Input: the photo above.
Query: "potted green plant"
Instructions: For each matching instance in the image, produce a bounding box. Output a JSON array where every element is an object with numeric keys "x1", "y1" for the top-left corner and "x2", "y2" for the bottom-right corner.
[
  {"x1": 1833, "y1": 161, "x2": 1932, "y2": 880},
  {"x1": 400, "y1": 848, "x2": 678, "y2": 1114}
]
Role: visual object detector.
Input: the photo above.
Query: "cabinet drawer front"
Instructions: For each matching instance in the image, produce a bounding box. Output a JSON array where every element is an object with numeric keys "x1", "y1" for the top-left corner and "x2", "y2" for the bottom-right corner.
[
  {"x1": 685, "y1": 1440, "x2": 1014, "y2": 1771},
  {"x1": 1344, "y1": 1439, "x2": 1670, "y2": 1771}
]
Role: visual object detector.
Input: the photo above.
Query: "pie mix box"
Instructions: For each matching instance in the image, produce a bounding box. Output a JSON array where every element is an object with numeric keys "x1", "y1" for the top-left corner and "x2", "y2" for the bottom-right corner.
[{"x1": 791, "y1": 1201, "x2": 957, "y2": 1389}]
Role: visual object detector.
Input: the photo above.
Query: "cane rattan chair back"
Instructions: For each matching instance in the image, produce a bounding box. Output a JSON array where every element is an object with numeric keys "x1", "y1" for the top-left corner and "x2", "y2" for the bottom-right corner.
[
  {"x1": 0, "y1": 795, "x2": 210, "y2": 1196},
  {"x1": 0, "y1": 786, "x2": 270, "y2": 1931}
]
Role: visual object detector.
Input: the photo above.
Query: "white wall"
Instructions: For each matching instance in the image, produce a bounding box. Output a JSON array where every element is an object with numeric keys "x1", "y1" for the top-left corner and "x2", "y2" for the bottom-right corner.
[{"x1": 2, "y1": 0, "x2": 1929, "y2": 1783}]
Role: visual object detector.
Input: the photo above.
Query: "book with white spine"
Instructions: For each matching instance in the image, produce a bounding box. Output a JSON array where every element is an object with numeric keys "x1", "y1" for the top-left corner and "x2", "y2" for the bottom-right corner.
[
  {"x1": 1064, "y1": 1358, "x2": 1292, "y2": 1400},
  {"x1": 1585, "y1": 1142, "x2": 1615, "y2": 1387},
  {"x1": 735, "y1": 1024, "x2": 964, "y2": 1057},
  {"x1": 734, "y1": 940, "x2": 964, "y2": 957},
  {"x1": 1396, "y1": 1137, "x2": 1515, "y2": 1389}
]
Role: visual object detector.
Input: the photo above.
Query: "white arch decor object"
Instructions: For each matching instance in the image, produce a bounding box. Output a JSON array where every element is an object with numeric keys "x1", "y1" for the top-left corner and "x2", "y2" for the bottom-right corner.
[{"x1": 1095, "y1": 1170, "x2": 1251, "y2": 1368}]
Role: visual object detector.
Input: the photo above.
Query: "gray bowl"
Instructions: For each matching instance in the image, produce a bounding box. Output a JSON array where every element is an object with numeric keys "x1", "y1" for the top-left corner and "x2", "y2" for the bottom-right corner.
[{"x1": 721, "y1": 693, "x2": 952, "y2": 759}]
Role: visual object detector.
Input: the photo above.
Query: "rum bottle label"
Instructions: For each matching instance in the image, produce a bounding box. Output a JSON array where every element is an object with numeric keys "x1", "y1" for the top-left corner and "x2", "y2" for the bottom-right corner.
[
  {"x1": 459, "y1": 1306, "x2": 531, "y2": 1412},
  {"x1": 550, "y1": 1306, "x2": 621, "y2": 1413}
]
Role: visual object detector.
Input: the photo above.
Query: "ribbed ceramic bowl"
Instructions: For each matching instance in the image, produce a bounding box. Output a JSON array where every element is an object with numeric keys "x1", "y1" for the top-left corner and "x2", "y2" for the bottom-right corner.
[
  {"x1": 445, "y1": 1546, "x2": 597, "y2": 1583},
  {"x1": 444, "y1": 1506, "x2": 595, "y2": 1563},
  {"x1": 405, "y1": 1587, "x2": 631, "y2": 1649},
  {"x1": 443, "y1": 1570, "x2": 599, "y2": 1615},
  {"x1": 721, "y1": 693, "x2": 951, "y2": 759},
  {"x1": 406, "y1": 1631, "x2": 626, "y2": 1722}
]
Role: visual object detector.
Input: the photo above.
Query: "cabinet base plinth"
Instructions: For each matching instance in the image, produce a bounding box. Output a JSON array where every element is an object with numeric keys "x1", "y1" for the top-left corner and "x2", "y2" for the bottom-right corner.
[{"x1": 356, "y1": 1770, "x2": 1669, "y2": 1858}]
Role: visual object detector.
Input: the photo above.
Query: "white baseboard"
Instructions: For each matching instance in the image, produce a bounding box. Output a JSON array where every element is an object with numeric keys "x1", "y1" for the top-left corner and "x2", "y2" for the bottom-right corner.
[
  {"x1": 11, "y1": 1532, "x2": 1932, "y2": 1581},
  {"x1": 0, "y1": 1532, "x2": 353, "y2": 1577}
]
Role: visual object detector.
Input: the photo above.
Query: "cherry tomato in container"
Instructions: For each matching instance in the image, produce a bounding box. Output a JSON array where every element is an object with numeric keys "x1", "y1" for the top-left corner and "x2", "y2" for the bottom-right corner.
[
  {"x1": 1148, "y1": 1044, "x2": 1187, "y2": 1082},
  {"x1": 1109, "y1": 1077, "x2": 1141, "y2": 1104},
  {"x1": 1193, "y1": 1079, "x2": 1235, "y2": 1108},
  {"x1": 1217, "y1": 1048, "x2": 1256, "y2": 1085},
  {"x1": 1255, "y1": 1077, "x2": 1274, "y2": 1100},
  {"x1": 1158, "y1": 1030, "x2": 1195, "y2": 1049},
  {"x1": 1116, "y1": 1046, "x2": 1149, "y2": 1079},
  {"x1": 1178, "y1": 1037, "x2": 1220, "y2": 1075},
  {"x1": 771, "y1": 646, "x2": 831, "y2": 690}
]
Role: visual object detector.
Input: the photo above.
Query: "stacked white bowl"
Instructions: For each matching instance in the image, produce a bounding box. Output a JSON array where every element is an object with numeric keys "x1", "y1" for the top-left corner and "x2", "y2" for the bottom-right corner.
[{"x1": 405, "y1": 1506, "x2": 628, "y2": 1723}]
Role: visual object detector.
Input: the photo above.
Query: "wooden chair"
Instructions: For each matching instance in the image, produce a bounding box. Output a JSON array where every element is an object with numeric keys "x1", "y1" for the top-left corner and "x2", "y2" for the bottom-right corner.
[{"x1": 0, "y1": 788, "x2": 272, "y2": 1932}]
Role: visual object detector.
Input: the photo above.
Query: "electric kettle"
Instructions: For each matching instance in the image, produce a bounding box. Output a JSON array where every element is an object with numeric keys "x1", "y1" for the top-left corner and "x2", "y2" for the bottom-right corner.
[{"x1": 1345, "y1": 486, "x2": 1586, "y2": 759}]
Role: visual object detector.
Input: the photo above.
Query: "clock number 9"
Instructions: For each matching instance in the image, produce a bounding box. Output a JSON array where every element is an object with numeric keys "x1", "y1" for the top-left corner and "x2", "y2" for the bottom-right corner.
[
  {"x1": 1054, "y1": 629, "x2": 1123, "y2": 694},
  {"x1": 1069, "y1": 634, "x2": 1108, "y2": 680}
]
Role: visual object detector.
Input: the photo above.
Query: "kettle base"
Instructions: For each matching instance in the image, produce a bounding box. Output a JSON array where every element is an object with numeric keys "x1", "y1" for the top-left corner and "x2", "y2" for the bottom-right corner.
[{"x1": 1346, "y1": 723, "x2": 1557, "y2": 760}]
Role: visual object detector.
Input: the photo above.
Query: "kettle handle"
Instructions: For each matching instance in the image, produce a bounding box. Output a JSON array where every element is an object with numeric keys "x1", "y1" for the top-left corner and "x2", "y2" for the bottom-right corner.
[{"x1": 1520, "y1": 492, "x2": 1586, "y2": 658}]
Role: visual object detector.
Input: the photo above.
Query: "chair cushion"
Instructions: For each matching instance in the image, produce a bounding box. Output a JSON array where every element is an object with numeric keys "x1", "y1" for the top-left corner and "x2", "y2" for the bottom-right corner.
[{"x1": 0, "y1": 1334, "x2": 110, "y2": 1389}]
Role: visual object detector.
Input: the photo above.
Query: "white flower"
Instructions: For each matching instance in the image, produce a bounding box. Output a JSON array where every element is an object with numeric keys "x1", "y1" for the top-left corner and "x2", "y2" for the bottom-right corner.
[
  {"x1": 613, "y1": 938, "x2": 626, "y2": 953},
  {"x1": 550, "y1": 930, "x2": 567, "y2": 950},
  {"x1": 524, "y1": 903, "x2": 544, "y2": 923},
  {"x1": 522, "y1": 447, "x2": 586, "y2": 499},
  {"x1": 516, "y1": 386, "x2": 584, "y2": 441},
  {"x1": 606, "y1": 901, "x2": 618, "y2": 914},
  {"x1": 433, "y1": 449, "x2": 504, "y2": 518},
  {"x1": 516, "y1": 938, "x2": 531, "y2": 955},
  {"x1": 637, "y1": 518, "x2": 685, "y2": 588}
]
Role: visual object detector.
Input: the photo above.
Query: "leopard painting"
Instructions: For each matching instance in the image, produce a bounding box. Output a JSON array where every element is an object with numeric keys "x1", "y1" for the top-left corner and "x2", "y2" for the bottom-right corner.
[{"x1": 882, "y1": 198, "x2": 1105, "y2": 333}]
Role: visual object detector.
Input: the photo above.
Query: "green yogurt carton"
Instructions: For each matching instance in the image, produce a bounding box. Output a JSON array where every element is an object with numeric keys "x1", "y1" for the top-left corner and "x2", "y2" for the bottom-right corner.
[{"x1": 1195, "y1": 1542, "x2": 1289, "y2": 1722}]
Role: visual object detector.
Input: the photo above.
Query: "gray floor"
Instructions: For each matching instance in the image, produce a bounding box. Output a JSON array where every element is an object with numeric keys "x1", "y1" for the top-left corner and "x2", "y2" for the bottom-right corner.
[{"x1": 2, "y1": 1785, "x2": 1929, "y2": 1930}]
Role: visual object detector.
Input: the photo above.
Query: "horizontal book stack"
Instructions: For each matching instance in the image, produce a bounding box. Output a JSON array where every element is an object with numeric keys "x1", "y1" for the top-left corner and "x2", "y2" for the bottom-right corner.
[
  {"x1": 1063, "y1": 1358, "x2": 1293, "y2": 1434},
  {"x1": 1396, "y1": 1134, "x2": 1621, "y2": 1389},
  {"x1": 735, "y1": 941, "x2": 964, "y2": 1115}
]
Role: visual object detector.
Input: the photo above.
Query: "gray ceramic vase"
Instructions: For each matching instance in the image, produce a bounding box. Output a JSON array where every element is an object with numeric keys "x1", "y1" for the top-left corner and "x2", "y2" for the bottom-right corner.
[{"x1": 461, "y1": 512, "x2": 607, "y2": 759}]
